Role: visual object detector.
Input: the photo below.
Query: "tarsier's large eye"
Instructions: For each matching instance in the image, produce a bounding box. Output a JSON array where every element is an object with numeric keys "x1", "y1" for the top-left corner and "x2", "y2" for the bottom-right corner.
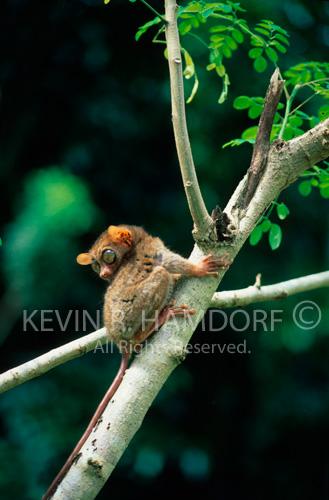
[
  {"x1": 91, "y1": 260, "x2": 100, "y2": 273},
  {"x1": 103, "y1": 249, "x2": 116, "y2": 264}
]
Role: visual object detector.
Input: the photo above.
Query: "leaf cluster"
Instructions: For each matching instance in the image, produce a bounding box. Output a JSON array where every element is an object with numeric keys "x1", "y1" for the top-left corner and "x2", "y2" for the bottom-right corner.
[
  {"x1": 135, "y1": 1, "x2": 290, "y2": 103},
  {"x1": 299, "y1": 162, "x2": 329, "y2": 199},
  {"x1": 249, "y1": 202, "x2": 289, "y2": 250}
]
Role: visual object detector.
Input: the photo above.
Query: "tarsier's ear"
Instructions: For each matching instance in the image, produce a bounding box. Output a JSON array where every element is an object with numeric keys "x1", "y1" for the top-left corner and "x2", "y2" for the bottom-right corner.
[
  {"x1": 108, "y1": 225, "x2": 133, "y2": 247},
  {"x1": 77, "y1": 253, "x2": 93, "y2": 265}
]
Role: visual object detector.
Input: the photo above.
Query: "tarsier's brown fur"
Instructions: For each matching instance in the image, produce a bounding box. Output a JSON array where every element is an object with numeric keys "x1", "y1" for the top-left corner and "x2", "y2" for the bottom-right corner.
[{"x1": 43, "y1": 225, "x2": 232, "y2": 499}]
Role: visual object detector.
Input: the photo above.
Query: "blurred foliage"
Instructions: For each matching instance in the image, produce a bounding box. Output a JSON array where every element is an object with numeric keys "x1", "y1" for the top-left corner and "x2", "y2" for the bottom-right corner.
[
  {"x1": 3, "y1": 167, "x2": 100, "y2": 305},
  {"x1": 0, "y1": 0, "x2": 329, "y2": 499}
]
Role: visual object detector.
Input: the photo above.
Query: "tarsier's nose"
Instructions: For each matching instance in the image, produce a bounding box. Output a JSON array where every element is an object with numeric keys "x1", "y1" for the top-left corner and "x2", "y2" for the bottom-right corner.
[{"x1": 100, "y1": 266, "x2": 113, "y2": 280}]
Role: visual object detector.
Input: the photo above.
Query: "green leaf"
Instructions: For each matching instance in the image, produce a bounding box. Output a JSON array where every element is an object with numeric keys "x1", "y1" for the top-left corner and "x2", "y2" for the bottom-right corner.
[
  {"x1": 254, "y1": 56, "x2": 267, "y2": 73},
  {"x1": 265, "y1": 47, "x2": 278, "y2": 62},
  {"x1": 301, "y1": 70, "x2": 312, "y2": 83},
  {"x1": 270, "y1": 124, "x2": 281, "y2": 139},
  {"x1": 314, "y1": 71, "x2": 326, "y2": 80},
  {"x1": 210, "y1": 49, "x2": 222, "y2": 66},
  {"x1": 232, "y1": 29, "x2": 244, "y2": 43},
  {"x1": 216, "y1": 3, "x2": 233, "y2": 13},
  {"x1": 295, "y1": 110, "x2": 311, "y2": 119},
  {"x1": 222, "y1": 45, "x2": 232, "y2": 58},
  {"x1": 258, "y1": 21, "x2": 272, "y2": 29},
  {"x1": 135, "y1": 17, "x2": 161, "y2": 41},
  {"x1": 210, "y1": 34, "x2": 225, "y2": 43},
  {"x1": 269, "y1": 224, "x2": 282, "y2": 250},
  {"x1": 242, "y1": 126, "x2": 258, "y2": 140},
  {"x1": 227, "y1": 1, "x2": 246, "y2": 12},
  {"x1": 298, "y1": 180, "x2": 312, "y2": 196},
  {"x1": 197, "y1": 12, "x2": 207, "y2": 23},
  {"x1": 222, "y1": 138, "x2": 250, "y2": 148},
  {"x1": 276, "y1": 202, "x2": 290, "y2": 220},
  {"x1": 251, "y1": 38, "x2": 265, "y2": 47},
  {"x1": 255, "y1": 27, "x2": 270, "y2": 36},
  {"x1": 289, "y1": 116, "x2": 303, "y2": 127},
  {"x1": 218, "y1": 73, "x2": 230, "y2": 103},
  {"x1": 320, "y1": 186, "x2": 329, "y2": 198},
  {"x1": 318, "y1": 105, "x2": 329, "y2": 120},
  {"x1": 202, "y1": 7, "x2": 216, "y2": 18},
  {"x1": 274, "y1": 33, "x2": 290, "y2": 45},
  {"x1": 248, "y1": 48, "x2": 263, "y2": 59},
  {"x1": 259, "y1": 219, "x2": 271, "y2": 232},
  {"x1": 206, "y1": 63, "x2": 216, "y2": 71},
  {"x1": 183, "y1": 49, "x2": 195, "y2": 79},
  {"x1": 249, "y1": 225, "x2": 263, "y2": 246},
  {"x1": 233, "y1": 95, "x2": 253, "y2": 109},
  {"x1": 216, "y1": 64, "x2": 226, "y2": 77},
  {"x1": 189, "y1": 16, "x2": 199, "y2": 28},
  {"x1": 183, "y1": 3, "x2": 203, "y2": 13},
  {"x1": 179, "y1": 20, "x2": 192, "y2": 35},
  {"x1": 218, "y1": 91, "x2": 227, "y2": 104},
  {"x1": 210, "y1": 25, "x2": 229, "y2": 33},
  {"x1": 272, "y1": 40, "x2": 287, "y2": 53},
  {"x1": 186, "y1": 74, "x2": 199, "y2": 104},
  {"x1": 248, "y1": 104, "x2": 262, "y2": 119},
  {"x1": 225, "y1": 35, "x2": 237, "y2": 50}
]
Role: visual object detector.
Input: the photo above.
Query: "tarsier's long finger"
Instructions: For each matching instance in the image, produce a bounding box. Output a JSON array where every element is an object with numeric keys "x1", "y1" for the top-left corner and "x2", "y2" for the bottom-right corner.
[
  {"x1": 171, "y1": 304, "x2": 188, "y2": 311},
  {"x1": 206, "y1": 260, "x2": 230, "y2": 267},
  {"x1": 201, "y1": 252, "x2": 214, "y2": 263},
  {"x1": 168, "y1": 304, "x2": 195, "y2": 316},
  {"x1": 206, "y1": 261, "x2": 233, "y2": 270},
  {"x1": 202, "y1": 252, "x2": 231, "y2": 264}
]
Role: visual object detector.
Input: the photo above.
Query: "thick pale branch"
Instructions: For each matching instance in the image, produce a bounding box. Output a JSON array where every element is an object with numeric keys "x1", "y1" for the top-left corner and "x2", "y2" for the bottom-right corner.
[
  {"x1": 164, "y1": 0, "x2": 213, "y2": 241},
  {"x1": 210, "y1": 270, "x2": 329, "y2": 308}
]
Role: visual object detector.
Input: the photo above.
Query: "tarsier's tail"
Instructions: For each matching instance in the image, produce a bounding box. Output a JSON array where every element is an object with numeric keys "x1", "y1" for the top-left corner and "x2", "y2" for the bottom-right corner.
[{"x1": 42, "y1": 351, "x2": 130, "y2": 500}]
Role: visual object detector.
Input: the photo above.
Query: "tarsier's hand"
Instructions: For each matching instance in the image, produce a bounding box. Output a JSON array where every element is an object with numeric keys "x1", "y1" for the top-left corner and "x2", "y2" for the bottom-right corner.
[{"x1": 194, "y1": 252, "x2": 233, "y2": 278}]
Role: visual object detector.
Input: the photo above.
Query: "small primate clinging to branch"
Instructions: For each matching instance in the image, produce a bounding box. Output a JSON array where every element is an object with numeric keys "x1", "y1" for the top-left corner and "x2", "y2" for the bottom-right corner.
[{"x1": 43, "y1": 224, "x2": 232, "y2": 499}]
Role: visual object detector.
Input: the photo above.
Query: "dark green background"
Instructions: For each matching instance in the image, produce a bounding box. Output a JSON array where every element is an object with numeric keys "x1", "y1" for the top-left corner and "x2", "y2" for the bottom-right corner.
[{"x1": 0, "y1": 0, "x2": 329, "y2": 498}]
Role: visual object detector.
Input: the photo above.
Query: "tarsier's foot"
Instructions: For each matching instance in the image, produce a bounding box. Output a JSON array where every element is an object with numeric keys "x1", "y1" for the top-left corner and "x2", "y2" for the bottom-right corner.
[
  {"x1": 195, "y1": 252, "x2": 233, "y2": 278},
  {"x1": 161, "y1": 300, "x2": 196, "y2": 320},
  {"x1": 133, "y1": 300, "x2": 195, "y2": 346}
]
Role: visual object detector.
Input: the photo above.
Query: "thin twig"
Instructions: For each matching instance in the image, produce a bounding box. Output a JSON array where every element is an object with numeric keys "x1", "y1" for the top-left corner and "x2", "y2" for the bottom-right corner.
[{"x1": 138, "y1": 0, "x2": 168, "y2": 25}]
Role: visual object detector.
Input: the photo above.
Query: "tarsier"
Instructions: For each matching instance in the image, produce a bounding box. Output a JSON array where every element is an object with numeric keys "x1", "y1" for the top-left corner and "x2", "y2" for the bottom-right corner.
[{"x1": 43, "y1": 224, "x2": 232, "y2": 499}]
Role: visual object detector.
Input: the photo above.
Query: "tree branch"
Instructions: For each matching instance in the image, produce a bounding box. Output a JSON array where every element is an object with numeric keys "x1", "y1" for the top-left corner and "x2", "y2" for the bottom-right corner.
[
  {"x1": 164, "y1": 0, "x2": 214, "y2": 242},
  {"x1": 0, "y1": 328, "x2": 107, "y2": 395},
  {"x1": 210, "y1": 270, "x2": 329, "y2": 308},
  {"x1": 243, "y1": 68, "x2": 285, "y2": 209},
  {"x1": 3, "y1": 270, "x2": 328, "y2": 399},
  {"x1": 226, "y1": 116, "x2": 329, "y2": 235}
]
